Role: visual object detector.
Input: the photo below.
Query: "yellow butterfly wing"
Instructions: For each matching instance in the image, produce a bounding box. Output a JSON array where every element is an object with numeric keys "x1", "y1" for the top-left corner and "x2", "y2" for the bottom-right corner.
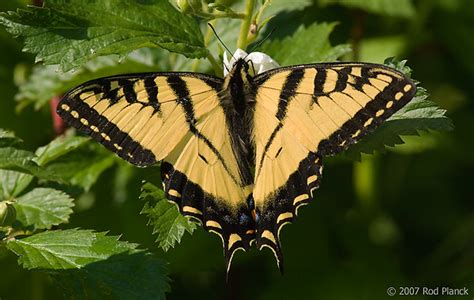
[
  {"x1": 57, "y1": 73, "x2": 254, "y2": 267},
  {"x1": 252, "y1": 63, "x2": 416, "y2": 267}
]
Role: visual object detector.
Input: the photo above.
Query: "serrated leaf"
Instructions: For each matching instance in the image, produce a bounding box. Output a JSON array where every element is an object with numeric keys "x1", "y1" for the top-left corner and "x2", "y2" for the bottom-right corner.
[
  {"x1": 0, "y1": 147, "x2": 61, "y2": 182},
  {"x1": 17, "y1": 48, "x2": 166, "y2": 111},
  {"x1": 34, "y1": 135, "x2": 90, "y2": 166},
  {"x1": 0, "y1": 0, "x2": 207, "y2": 72},
  {"x1": 13, "y1": 188, "x2": 74, "y2": 230},
  {"x1": 6, "y1": 229, "x2": 138, "y2": 269},
  {"x1": 52, "y1": 252, "x2": 170, "y2": 300},
  {"x1": 41, "y1": 143, "x2": 115, "y2": 191},
  {"x1": 261, "y1": 22, "x2": 351, "y2": 66},
  {"x1": 0, "y1": 128, "x2": 22, "y2": 147},
  {"x1": 319, "y1": 0, "x2": 415, "y2": 18},
  {"x1": 140, "y1": 182, "x2": 196, "y2": 252},
  {"x1": 0, "y1": 170, "x2": 33, "y2": 199}
]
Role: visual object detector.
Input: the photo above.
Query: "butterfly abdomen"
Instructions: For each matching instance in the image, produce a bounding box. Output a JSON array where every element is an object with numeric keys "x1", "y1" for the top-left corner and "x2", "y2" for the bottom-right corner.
[{"x1": 220, "y1": 58, "x2": 257, "y2": 185}]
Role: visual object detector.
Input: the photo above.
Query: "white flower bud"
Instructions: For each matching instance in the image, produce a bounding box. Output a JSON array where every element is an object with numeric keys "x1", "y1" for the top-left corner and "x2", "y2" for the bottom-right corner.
[{"x1": 223, "y1": 48, "x2": 279, "y2": 76}]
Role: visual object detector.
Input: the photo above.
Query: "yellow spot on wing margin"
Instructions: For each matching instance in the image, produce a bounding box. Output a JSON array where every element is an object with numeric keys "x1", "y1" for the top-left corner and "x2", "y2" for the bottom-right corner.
[
  {"x1": 262, "y1": 230, "x2": 277, "y2": 244},
  {"x1": 395, "y1": 92, "x2": 403, "y2": 100},
  {"x1": 206, "y1": 220, "x2": 222, "y2": 229},
  {"x1": 183, "y1": 206, "x2": 202, "y2": 215},
  {"x1": 228, "y1": 233, "x2": 242, "y2": 250},
  {"x1": 364, "y1": 118, "x2": 373, "y2": 127},
  {"x1": 352, "y1": 129, "x2": 362, "y2": 138},
  {"x1": 307, "y1": 175, "x2": 318, "y2": 185},
  {"x1": 276, "y1": 212, "x2": 293, "y2": 223},
  {"x1": 100, "y1": 133, "x2": 111, "y2": 141},
  {"x1": 293, "y1": 194, "x2": 309, "y2": 206},
  {"x1": 168, "y1": 189, "x2": 181, "y2": 198}
]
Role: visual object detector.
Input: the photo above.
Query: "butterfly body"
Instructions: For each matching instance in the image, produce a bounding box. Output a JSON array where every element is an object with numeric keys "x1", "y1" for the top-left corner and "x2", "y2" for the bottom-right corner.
[{"x1": 57, "y1": 56, "x2": 416, "y2": 273}]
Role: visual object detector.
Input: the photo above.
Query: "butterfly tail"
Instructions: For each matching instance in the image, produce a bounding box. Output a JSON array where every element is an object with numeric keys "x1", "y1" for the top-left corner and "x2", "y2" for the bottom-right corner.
[{"x1": 255, "y1": 225, "x2": 285, "y2": 274}]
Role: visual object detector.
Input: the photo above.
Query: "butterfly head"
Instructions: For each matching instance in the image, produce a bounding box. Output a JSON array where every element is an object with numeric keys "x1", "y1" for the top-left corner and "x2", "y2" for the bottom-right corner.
[{"x1": 223, "y1": 49, "x2": 279, "y2": 77}]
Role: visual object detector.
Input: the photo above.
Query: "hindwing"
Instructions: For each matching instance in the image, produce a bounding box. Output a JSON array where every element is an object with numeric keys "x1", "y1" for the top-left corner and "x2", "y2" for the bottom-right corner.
[
  {"x1": 252, "y1": 63, "x2": 416, "y2": 266},
  {"x1": 57, "y1": 73, "x2": 255, "y2": 270}
]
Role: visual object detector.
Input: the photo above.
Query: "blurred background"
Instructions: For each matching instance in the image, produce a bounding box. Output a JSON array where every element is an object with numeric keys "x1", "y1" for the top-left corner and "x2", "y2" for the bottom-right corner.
[{"x1": 0, "y1": 0, "x2": 473, "y2": 299}]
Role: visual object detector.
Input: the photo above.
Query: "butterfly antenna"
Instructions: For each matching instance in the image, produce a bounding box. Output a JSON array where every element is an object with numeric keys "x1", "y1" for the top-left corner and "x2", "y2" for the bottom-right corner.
[
  {"x1": 208, "y1": 23, "x2": 234, "y2": 61},
  {"x1": 248, "y1": 27, "x2": 276, "y2": 53},
  {"x1": 248, "y1": 60, "x2": 256, "y2": 75}
]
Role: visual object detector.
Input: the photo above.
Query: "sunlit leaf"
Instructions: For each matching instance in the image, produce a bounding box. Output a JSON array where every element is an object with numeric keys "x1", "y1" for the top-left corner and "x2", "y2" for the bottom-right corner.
[
  {"x1": 0, "y1": 147, "x2": 60, "y2": 182},
  {"x1": 13, "y1": 188, "x2": 74, "y2": 230},
  {"x1": 0, "y1": 0, "x2": 207, "y2": 72},
  {"x1": 16, "y1": 48, "x2": 166, "y2": 110},
  {"x1": 34, "y1": 135, "x2": 90, "y2": 166},
  {"x1": 41, "y1": 143, "x2": 115, "y2": 191},
  {"x1": 7, "y1": 229, "x2": 138, "y2": 269},
  {"x1": 140, "y1": 182, "x2": 197, "y2": 252}
]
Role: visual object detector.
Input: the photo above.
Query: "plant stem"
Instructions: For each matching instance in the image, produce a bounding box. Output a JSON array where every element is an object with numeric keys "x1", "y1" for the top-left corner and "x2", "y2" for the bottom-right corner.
[
  {"x1": 254, "y1": 0, "x2": 271, "y2": 26},
  {"x1": 196, "y1": 11, "x2": 246, "y2": 19},
  {"x1": 237, "y1": 0, "x2": 256, "y2": 49}
]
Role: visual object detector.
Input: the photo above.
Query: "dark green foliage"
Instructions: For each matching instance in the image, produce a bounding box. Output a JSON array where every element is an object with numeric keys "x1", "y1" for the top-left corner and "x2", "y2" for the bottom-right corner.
[
  {"x1": 0, "y1": 0, "x2": 471, "y2": 299},
  {"x1": 0, "y1": 0, "x2": 207, "y2": 72}
]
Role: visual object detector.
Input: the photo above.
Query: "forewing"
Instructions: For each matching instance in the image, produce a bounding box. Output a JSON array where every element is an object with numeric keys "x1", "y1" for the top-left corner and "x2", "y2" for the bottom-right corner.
[
  {"x1": 252, "y1": 63, "x2": 416, "y2": 267},
  {"x1": 57, "y1": 73, "x2": 255, "y2": 269}
]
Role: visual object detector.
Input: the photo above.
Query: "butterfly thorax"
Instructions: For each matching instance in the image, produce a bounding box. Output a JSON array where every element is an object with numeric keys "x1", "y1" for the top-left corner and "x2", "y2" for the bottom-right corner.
[
  {"x1": 221, "y1": 58, "x2": 256, "y2": 185},
  {"x1": 223, "y1": 58, "x2": 256, "y2": 114}
]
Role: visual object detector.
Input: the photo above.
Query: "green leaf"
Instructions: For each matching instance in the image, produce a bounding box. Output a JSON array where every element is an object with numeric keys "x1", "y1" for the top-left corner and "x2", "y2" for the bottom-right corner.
[
  {"x1": 0, "y1": 170, "x2": 33, "y2": 199},
  {"x1": 140, "y1": 182, "x2": 197, "y2": 252},
  {"x1": 41, "y1": 143, "x2": 115, "y2": 191},
  {"x1": 34, "y1": 135, "x2": 90, "y2": 166},
  {"x1": 261, "y1": 22, "x2": 351, "y2": 66},
  {"x1": 52, "y1": 252, "x2": 170, "y2": 300},
  {"x1": 0, "y1": 147, "x2": 60, "y2": 182},
  {"x1": 0, "y1": 0, "x2": 207, "y2": 72},
  {"x1": 318, "y1": 0, "x2": 416, "y2": 18},
  {"x1": 0, "y1": 129, "x2": 22, "y2": 147},
  {"x1": 6, "y1": 229, "x2": 139, "y2": 269},
  {"x1": 13, "y1": 188, "x2": 74, "y2": 230},
  {"x1": 344, "y1": 60, "x2": 454, "y2": 159},
  {"x1": 16, "y1": 48, "x2": 167, "y2": 111},
  {"x1": 7, "y1": 229, "x2": 170, "y2": 298}
]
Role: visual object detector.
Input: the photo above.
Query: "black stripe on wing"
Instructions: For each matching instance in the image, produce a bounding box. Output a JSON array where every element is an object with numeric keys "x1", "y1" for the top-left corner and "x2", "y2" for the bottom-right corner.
[
  {"x1": 57, "y1": 73, "x2": 224, "y2": 167},
  {"x1": 317, "y1": 67, "x2": 416, "y2": 156},
  {"x1": 256, "y1": 69, "x2": 305, "y2": 177},
  {"x1": 57, "y1": 92, "x2": 156, "y2": 166}
]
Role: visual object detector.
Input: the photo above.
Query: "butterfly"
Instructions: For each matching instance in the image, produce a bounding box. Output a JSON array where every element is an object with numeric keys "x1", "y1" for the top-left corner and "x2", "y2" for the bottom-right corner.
[{"x1": 57, "y1": 50, "x2": 416, "y2": 274}]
